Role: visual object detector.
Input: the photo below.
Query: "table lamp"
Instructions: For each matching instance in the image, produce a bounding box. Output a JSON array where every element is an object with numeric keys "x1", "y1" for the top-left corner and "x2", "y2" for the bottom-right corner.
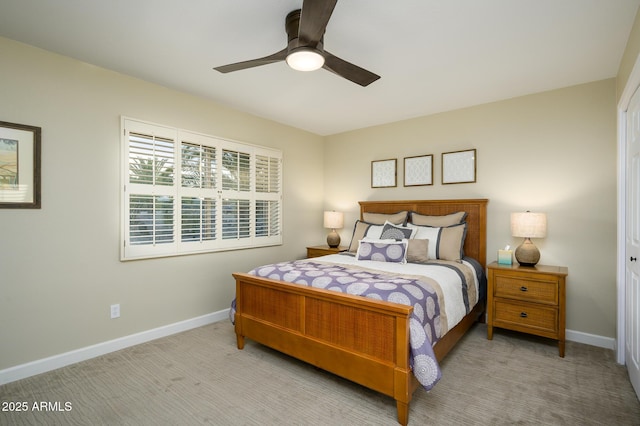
[
  {"x1": 324, "y1": 211, "x2": 344, "y2": 248},
  {"x1": 511, "y1": 211, "x2": 547, "y2": 266}
]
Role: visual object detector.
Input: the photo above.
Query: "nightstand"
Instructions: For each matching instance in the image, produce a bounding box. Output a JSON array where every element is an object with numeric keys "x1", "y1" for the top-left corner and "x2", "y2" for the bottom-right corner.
[
  {"x1": 306, "y1": 245, "x2": 348, "y2": 258},
  {"x1": 487, "y1": 262, "x2": 569, "y2": 357}
]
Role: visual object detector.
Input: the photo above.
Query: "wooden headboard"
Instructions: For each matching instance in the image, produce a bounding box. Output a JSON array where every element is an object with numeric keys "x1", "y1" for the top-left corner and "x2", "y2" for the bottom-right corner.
[{"x1": 359, "y1": 199, "x2": 488, "y2": 268}]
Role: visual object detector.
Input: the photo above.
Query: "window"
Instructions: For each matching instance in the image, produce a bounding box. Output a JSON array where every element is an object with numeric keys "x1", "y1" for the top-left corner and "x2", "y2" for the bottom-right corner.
[{"x1": 121, "y1": 118, "x2": 282, "y2": 260}]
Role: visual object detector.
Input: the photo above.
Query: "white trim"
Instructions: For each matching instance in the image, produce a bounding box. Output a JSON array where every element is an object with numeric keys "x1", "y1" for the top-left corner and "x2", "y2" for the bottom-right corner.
[
  {"x1": 617, "y1": 108, "x2": 628, "y2": 365},
  {"x1": 0, "y1": 309, "x2": 229, "y2": 385},
  {"x1": 616, "y1": 54, "x2": 640, "y2": 365},
  {"x1": 566, "y1": 329, "x2": 616, "y2": 350}
]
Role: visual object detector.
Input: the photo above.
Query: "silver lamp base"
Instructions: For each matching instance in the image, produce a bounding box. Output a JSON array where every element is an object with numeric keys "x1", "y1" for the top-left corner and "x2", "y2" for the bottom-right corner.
[
  {"x1": 326, "y1": 229, "x2": 340, "y2": 248},
  {"x1": 515, "y1": 238, "x2": 540, "y2": 266}
]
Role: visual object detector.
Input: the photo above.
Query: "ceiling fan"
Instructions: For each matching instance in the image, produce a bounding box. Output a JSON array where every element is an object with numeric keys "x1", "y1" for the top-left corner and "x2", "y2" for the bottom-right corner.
[{"x1": 214, "y1": 0, "x2": 380, "y2": 87}]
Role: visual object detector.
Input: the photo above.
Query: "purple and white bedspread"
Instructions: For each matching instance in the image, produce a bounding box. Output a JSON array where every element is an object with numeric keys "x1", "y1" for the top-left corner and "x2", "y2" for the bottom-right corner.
[{"x1": 230, "y1": 254, "x2": 481, "y2": 391}]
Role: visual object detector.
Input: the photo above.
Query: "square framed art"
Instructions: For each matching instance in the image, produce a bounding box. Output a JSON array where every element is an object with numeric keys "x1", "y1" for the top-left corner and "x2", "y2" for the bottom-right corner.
[
  {"x1": 404, "y1": 155, "x2": 433, "y2": 186},
  {"x1": 442, "y1": 149, "x2": 476, "y2": 184},
  {"x1": 371, "y1": 158, "x2": 397, "y2": 188}
]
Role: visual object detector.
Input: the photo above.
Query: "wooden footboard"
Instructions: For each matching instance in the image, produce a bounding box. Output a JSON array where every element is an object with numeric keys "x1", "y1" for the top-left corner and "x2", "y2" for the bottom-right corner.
[
  {"x1": 233, "y1": 272, "x2": 485, "y2": 425},
  {"x1": 233, "y1": 272, "x2": 416, "y2": 425}
]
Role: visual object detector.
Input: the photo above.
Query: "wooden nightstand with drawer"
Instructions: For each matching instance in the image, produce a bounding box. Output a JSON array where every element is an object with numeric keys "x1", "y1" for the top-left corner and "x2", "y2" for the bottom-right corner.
[
  {"x1": 487, "y1": 262, "x2": 569, "y2": 357},
  {"x1": 306, "y1": 245, "x2": 348, "y2": 258}
]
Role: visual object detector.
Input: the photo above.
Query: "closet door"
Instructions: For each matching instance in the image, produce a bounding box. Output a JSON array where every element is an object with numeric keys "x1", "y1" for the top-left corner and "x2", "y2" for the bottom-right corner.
[{"x1": 625, "y1": 85, "x2": 640, "y2": 399}]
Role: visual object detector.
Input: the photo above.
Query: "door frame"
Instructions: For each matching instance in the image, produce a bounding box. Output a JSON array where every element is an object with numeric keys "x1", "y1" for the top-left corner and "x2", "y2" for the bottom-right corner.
[{"x1": 617, "y1": 53, "x2": 640, "y2": 364}]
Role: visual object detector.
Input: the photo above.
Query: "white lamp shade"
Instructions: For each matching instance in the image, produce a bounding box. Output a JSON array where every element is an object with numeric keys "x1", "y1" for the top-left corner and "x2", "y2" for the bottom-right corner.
[
  {"x1": 286, "y1": 49, "x2": 325, "y2": 71},
  {"x1": 323, "y1": 211, "x2": 344, "y2": 229},
  {"x1": 511, "y1": 212, "x2": 547, "y2": 238}
]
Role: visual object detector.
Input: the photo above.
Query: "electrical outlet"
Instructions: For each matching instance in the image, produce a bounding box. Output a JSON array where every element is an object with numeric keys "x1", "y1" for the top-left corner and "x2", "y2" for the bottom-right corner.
[{"x1": 110, "y1": 303, "x2": 120, "y2": 319}]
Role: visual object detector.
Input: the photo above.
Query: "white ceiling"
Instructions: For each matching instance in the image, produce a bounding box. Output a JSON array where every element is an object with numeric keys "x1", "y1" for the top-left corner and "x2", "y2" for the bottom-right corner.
[{"x1": 0, "y1": 0, "x2": 638, "y2": 135}]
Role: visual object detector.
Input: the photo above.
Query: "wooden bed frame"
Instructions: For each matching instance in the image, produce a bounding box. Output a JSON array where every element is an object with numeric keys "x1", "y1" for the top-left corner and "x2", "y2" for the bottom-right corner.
[{"x1": 232, "y1": 199, "x2": 488, "y2": 425}]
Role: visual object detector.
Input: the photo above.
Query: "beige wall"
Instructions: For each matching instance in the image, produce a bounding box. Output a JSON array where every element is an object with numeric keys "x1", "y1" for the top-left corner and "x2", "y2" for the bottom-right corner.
[
  {"x1": 618, "y1": 8, "x2": 640, "y2": 100},
  {"x1": 0, "y1": 37, "x2": 324, "y2": 370},
  {"x1": 324, "y1": 79, "x2": 618, "y2": 339}
]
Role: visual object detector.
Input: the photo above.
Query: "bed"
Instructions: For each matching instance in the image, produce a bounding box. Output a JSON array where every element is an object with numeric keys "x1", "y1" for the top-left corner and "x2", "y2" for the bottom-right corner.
[{"x1": 231, "y1": 199, "x2": 488, "y2": 425}]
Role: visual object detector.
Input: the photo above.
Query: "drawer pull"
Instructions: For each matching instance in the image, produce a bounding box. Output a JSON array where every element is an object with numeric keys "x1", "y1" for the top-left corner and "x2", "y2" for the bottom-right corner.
[
  {"x1": 520, "y1": 312, "x2": 528, "y2": 318},
  {"x1": 520, "y1": 286, "x2": 528, "y2": 292}
]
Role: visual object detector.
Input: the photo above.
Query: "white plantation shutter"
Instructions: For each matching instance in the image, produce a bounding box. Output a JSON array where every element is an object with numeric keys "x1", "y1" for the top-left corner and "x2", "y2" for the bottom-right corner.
[
  {"x1": 255, "y1": 200, "x2": 280, "y2": 237},
  {"x1": 255, "y1": 152, "x2": 281, "y2": 243},
  {"x1": 129, "y1": 194, "x2": 175, "y2": 245},
  {"x1": 128, "y1": 132, "x2": 175, "y2": 187},
  {"x1": 181, "y1": 142, "x2": 216, "y2": 189},
  {"x1": 124, "y1": 123, "x2": 177, "y2": 259},
  {"x1": 178, "y1": 133, "x2": 219, "y2": 251},
  {"x1": 221, "y1": 149, "x2": 251, "y2": 192},
  {"x1": 181, "y1": 196, "x2": 216, "y2": 242},
  {"x1": 121, "y1": 118, "x2": 282, "y2": 260},
  {"x1": 221, "y1": 199, "x2": 251, "y2": 239},
  {"x1": 220, "y1": 146, "x2": 252, "y2": 248}
]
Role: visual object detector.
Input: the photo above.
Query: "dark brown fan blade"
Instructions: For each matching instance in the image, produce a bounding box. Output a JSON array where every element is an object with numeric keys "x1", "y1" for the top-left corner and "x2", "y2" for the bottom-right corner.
[
  {"x1": 299, "y1": 0, "x2": 337, "y2": 45},
  {"x1": 214, "y1": 48, "x2": 288, "y2": 73},
  {"x1": 322, "y1": 51, "x2": 380, "y2": 87}
]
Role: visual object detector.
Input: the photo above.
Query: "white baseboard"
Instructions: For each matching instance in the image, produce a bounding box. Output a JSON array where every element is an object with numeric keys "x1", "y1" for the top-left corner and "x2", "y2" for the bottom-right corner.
[
  {"x1": 566, "y1": 329, "x2": 616, "y2": 350},
  {"x1": 0, "y1": 309, "x2": 229, "y2": 385}
]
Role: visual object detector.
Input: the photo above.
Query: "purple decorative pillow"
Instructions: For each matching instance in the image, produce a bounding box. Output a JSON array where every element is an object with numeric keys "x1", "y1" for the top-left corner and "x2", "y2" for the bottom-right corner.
[{"x1": 356, "y1": 239, "x2": 408, "y2": 263}]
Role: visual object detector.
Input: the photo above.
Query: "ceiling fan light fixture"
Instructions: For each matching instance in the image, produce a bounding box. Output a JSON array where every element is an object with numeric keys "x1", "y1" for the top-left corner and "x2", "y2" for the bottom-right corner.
[{"x1": 286, "y1": 48, "x2": 324, "y2": 71}]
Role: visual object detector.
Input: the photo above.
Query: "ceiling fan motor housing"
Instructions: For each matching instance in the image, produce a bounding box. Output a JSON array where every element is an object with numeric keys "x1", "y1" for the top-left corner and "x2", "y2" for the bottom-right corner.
[{"x1": 286, "y1": 9, "x2": 324, "y2": 55}]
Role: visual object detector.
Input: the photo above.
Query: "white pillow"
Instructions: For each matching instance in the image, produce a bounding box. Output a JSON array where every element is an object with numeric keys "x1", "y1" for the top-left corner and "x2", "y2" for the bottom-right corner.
[
  {"x1": 408, "y1": 224, "x2": 440, "y2": 259},
  {"x1": 363, "y1": 224, "x2": 384, "y2": 239}
]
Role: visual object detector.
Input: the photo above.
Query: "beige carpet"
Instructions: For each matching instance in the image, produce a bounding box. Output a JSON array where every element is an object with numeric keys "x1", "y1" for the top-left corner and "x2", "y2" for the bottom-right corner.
[{"x1": 1, "y1": 322, "x2": 639, "y2": 425}]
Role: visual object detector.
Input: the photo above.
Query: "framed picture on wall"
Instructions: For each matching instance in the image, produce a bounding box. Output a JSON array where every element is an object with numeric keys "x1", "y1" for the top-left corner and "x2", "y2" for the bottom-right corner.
[
  {"x1": 404, "y1": 154, "x2": 433, "y2": 186},
  {"x1": 0, "y1": 120, "x2": 42, "y2": 208},
  {"x1": 442, "y1": 149, "x2": 476, "y2": 184},
  {"x1": 371, "y1": 158, "x2": 397, "y2": 188}
]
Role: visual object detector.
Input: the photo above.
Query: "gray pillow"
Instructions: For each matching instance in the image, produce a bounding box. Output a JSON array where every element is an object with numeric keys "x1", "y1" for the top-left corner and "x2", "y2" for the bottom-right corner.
[
  {"x1": 348, "y1": 221, "x2": 371, "y2": 253},
  {"x1": 380, "y1": 223, "x2": 413, "y2": 240}
]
